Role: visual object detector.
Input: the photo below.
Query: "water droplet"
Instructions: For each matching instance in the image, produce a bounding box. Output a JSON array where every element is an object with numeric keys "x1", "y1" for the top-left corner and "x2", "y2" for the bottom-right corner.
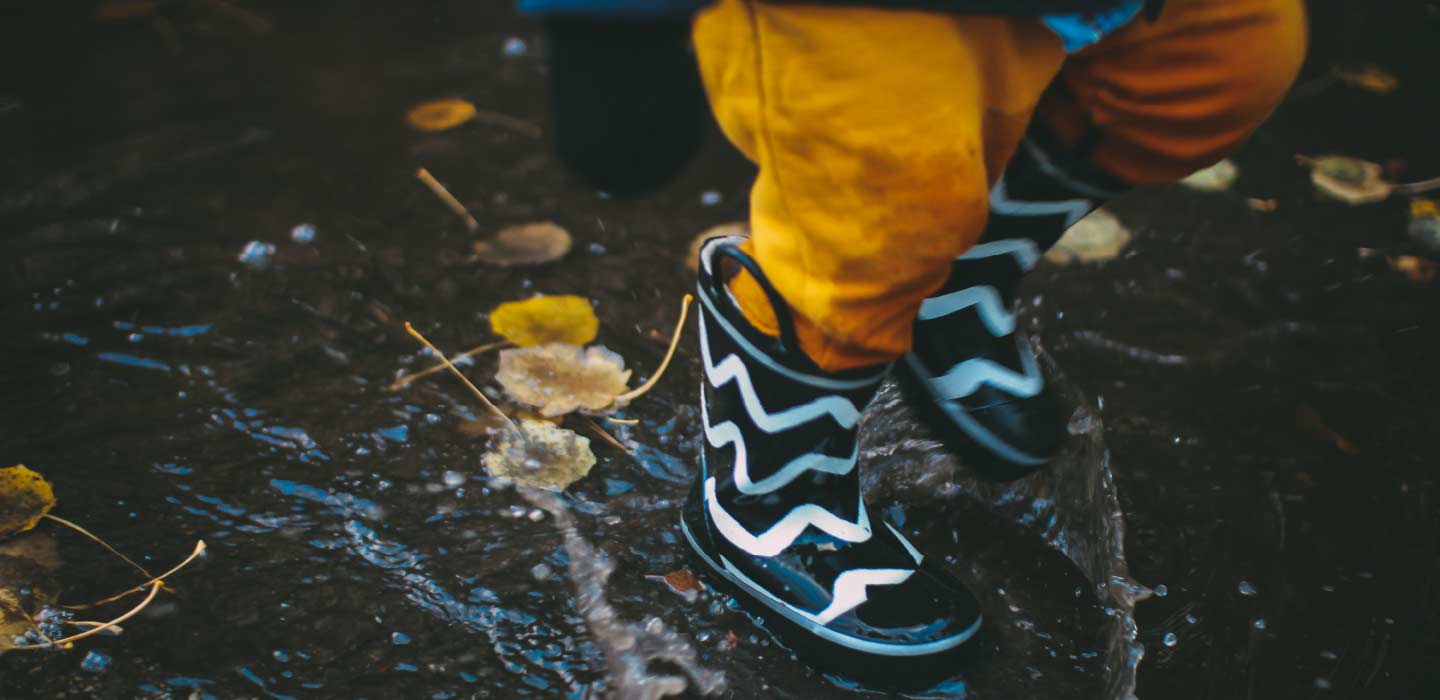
[
  {"x1": 1253, "y1": 618, "x2": 1267, "y2": 630},
  {"x1": 238, "y1": 241, "x2": 276, "y2": 269},
  {"x1": 527, "y1": 509, "x2": 544, "y2": 522},
  {"x1": 1319, "y1": 650, "x2": 1337, "y2": 660},
  {"x1": 531, "y1": 563, "x2": 552, "y2": 581},
  {"x1": 1162, "y1": 632, "x2": 1178, "y2": 647},
  {"x1": 443, "y1": 471, "x2": 466, "y2": 488},
  {"x1": 391, "y1": 631, "x2": 412, "y2": 646},
  {"x1": 1237, "y1": 580, "x2": 1258, "y2": 596},
  {"x1": 1153, "y1": 584, "x2": 1168, "y2": 597},
  {"x1": 127, "y1": 333, "x2": 143, "y2": 343},
  {"x1": 290, "y1": 223, "x2": 317, "y2": 243},
  {"x1": 273, "y1": 650, "x2": 290, "y2": 662},
  {"x1": 700, "y1": 190, "x2": 722, "y2": 206},
  {"x1": 1184, "y1": 613, "x2": 1198, "y2": 624},
  {"x1": 80, "y1": 650, "x2": 110, "y2": 673},
  {"x1": 503, "y1": 37, "x2": 528, "y2": 56}
]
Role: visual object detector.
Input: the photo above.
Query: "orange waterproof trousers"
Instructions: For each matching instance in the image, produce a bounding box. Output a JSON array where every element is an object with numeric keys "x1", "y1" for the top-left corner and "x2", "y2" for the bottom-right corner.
[{"x1": 693, "y1": 0, "x2": 1307, "y2": 370}]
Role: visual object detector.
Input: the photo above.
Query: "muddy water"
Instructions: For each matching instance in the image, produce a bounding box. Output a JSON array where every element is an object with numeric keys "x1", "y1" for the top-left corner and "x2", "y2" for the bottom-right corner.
[{"x1": 3, "y1": 1, "x2": 1439, "y2": 699}]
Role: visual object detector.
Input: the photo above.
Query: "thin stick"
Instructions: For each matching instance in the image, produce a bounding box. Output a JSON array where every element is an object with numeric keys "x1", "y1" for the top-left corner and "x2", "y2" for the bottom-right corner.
[
  {"x1": 65, "y1": 540, "x2": 207, "y2": 610},
  {"x1": 4, "y1": 583, "x2": 162, "y2": 651},
  {"x1": 66, "y1": 621, "x2": 124, "y2": 632},
  {"x1": 43, "y1": 514, "x2": 154, "y2": 579},
  {"x1": 614, "y1": 294, "x2": 692, "y2": 404},
  {"x1": 415, "y1": 167, "x2": 480, "y2": 231},
  {"x1": 604, "y1": 416, "x2": 639, "y2": 426},
  {"x1": 404, "y1": 323, "x2": 524, "y2": 441},
  {"x1": 584, "y1": 417, "x2": 633, "y2": 457},
  {"x1": 1394, "y1": 176, "x2": 1440, "y2": 195},
  {"x1": 389, "y1": 340, "x2": 511, "y2": 391}
]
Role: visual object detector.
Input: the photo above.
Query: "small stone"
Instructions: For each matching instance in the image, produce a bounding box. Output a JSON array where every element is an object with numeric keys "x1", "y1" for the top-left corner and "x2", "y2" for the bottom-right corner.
[{"x1": 531, "y1": 563, "x2": 553, "y2": 581}]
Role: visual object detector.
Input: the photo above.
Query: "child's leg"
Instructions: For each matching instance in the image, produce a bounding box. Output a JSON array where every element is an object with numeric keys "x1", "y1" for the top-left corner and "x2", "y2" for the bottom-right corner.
[
  {"x1": 901, "y1": 0, "x2": 1307, "y2": 477},
  {"x1": 692, "y1": 0, "x2": 1068, "y2": 372}
]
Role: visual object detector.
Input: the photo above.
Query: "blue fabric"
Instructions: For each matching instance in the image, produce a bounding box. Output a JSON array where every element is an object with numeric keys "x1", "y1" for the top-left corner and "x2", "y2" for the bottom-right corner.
[
  {"x1": 1042, "y1": 0, "x2": 1144, "y2": 52},
  {"x1": 518, "y1": 0, "x2": 710, "y2": 15}
]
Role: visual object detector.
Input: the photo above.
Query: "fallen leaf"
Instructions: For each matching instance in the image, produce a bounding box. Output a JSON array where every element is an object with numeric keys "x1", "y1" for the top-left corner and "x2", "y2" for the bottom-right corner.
[
  {"x1": 1334, "y1": 65, "x2": 1399, "y2": 94},
  {"x1": 1300, "y1": 155, "x2": 1392, "y2": 204},
  {"x1": 1180, "y1": 159, "x2": 1239, "y2": 191},
  {"x1": 496, "y1": 344, "x2": 632, "y2": 417},
  {"x1": 406, "y1": 98, "x2": 478, "y2": 132},
  {"x1": 481, "y1": 419, "x2": 597, "y2": 490},
  {"x1": 686, "y1": 222, "x2": 749, "y2": 273},
  {"x1": 474, "y1": 222, "x2": 572, "y2": 267},
  {"x1": 647, "y1": 569, "x2": 703, "y2": 602},
  {"x1": 1386, "y1": 255, "x2": 1437, "y2": 284},
  {"x1": 0, "y1": 531, "x2": 61, "y2": 650},
  {"x1": 1409, "y1": 198, "x2": 1440, "y2": 254},
  {"x1": 1045, "y1": 209, "x2": 1133, "y2": 265},
  {"x1": 1296, "y1": 404, "x2": 1362, "y2": 456},
  {"x1": 490, "y1": 296, "x2": 598, "y2": 348},
  {"x1": 0, "y1": 466, "x2": 55, "y2": 540}
]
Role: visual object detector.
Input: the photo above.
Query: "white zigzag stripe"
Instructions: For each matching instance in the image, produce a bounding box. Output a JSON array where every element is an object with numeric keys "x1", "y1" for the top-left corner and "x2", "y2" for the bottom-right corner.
[
  {"x1": 699, "y1": 316, "x2": 862, "y2": 432},
  {"x1": 988, "y1": 176, "x2": 1094, "y2": 229},
  {"x1": 703, "y1": 397, "x2": 857, "y2": 495},
  {"x1": 959, "y1": 238, "x2": 1041, "y2": 271},
  {"x1": 930, "y1": 336, "x2": 1044, "y2": 401},
  {"x1": 707, "y1": 477, "x2": 872, "y2": 557},
  {"x1": 917, "y1": 285, "x2": 1013, "y2": 336},
  {"x1": 813, "y1": 568, "x2": 916, "y2": 625}
]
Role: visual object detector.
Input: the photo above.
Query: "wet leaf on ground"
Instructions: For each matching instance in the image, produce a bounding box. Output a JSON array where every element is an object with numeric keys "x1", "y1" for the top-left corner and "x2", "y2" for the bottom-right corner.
[
  {"x1": 405, "y1": 98, "x2": 477, "y2": 132},
  {"x1": 474, "y1": 222, "x2": 572, "y2": 267},
  {"x1": 1408, "y1": 198, "x2": 1440, "y2": 253},
  {"x1": 1300, "y1": 155, "x2": 1392, "y2": 204},
  {"x1": 482, "y1": 419, "x2": 597, "y2": 490},
  {"x1": 1334, "y1": 65, "x2": 1399, "y2": 94},
  {"x1": 0, "y1": 531, "x2": 61, "y2": 649},
  {"x1": 1386, "y1": 255, "x2": 1437, "y2": 284},
  {"x1": 496, "y1": 344, "x2": 632, "y2": 417},
  {"x1": 686, "y1": 222, "x2": 748, "y2": 273},
  {"x1": 646, "y1": 569, "x2": 703, "y2": 602},
  {"x1": 1180, "y1": 159, "x2": 1239, "y2": 191},
  {"x1": 490, "y1": 295, "x2": 598, "y2": 347},
  {"x1": 1046, "y1": 209, "x2": 1133, "y2": 265},
  {"x1": 0, "y1": 466, "x2": 55, "y2": 540}
]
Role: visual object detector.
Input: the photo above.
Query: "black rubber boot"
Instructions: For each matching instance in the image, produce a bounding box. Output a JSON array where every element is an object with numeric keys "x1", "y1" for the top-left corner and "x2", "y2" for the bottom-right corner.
[
  {"x1": 898, "y1": 129, "x2": 1129, "y2": 481},
  {"x1": 681, "y1": 236, "x2": 983, "y2": 687}
]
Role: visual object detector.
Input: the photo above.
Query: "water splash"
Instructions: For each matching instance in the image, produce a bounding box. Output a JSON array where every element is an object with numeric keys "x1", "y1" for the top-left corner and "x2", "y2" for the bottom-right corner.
[{"x1": 517, "y1": 486, "x2": 726, "y2": 700}]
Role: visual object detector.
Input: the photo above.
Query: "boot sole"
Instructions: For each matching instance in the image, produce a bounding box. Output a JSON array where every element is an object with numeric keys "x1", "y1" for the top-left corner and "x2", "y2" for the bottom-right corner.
[
  {"x1": 679, "y1": 491, "x2": 984, "y2": 689},
  {"x1": 895, "y1": 354, "x2": 1056, "y2": 482}
]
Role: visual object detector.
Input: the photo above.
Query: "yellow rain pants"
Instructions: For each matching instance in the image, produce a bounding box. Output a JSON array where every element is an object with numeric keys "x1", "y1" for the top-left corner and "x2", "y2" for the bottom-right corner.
[{"x1": 693, "y1": 0, "x2": 1306, "y2": 370}]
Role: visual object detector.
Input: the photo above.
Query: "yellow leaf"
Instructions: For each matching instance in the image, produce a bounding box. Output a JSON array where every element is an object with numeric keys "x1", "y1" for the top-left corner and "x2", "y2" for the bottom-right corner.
[
  {"x1": 406, "y1": 98, "x2": 478, "y2": 132},
  {"x1": 496, "y1": 344, "x2": 632, "y2": 417},
  {"x1": 0, "y1": 466, "x2": 55, "y2": 540},
  {"x1": 1045, "y1": 209, "x2": 1132, "y2": 265},
  {"x1": 490, "y1": 295, "x2": 598, "y2": 348},
  {"x1": 1334, "y1": 65, "x2": 1399, "y2": 94},
  {"x1": 1180, "y1": 159, "x2": 1239, "y2": 192},
  {"x1": 1387, "y1": 255, "x2": 1437, "y2": 284},
  {"x1": 473, "y1": 222, "x2": 572, "y2": 267},
  {"x1": 482, "y1": 419, "x2": 597, "y2": 490}
]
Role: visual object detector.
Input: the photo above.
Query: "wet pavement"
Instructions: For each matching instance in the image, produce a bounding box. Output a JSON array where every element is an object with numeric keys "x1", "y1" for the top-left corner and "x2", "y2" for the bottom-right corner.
[{"x1": 2, "y1": 1, "x2": 1438, "y2": 698}]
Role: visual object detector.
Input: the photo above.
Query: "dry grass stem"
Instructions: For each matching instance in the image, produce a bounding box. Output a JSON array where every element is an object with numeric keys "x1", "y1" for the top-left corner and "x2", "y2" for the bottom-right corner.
[
  {"x1": 615, "y1": 294, "x2": 692, "y2": 404},
  {"x1": 66, "y1": 540, "x2": 207, "y2": 610},
  {"x1": 389, "y1": 340, "x2": 511, "y2": 391},
  {"x1": 404, "y1": 323, "x2": 525, "y2": 442},
  {"x1": 43, "y1": 514, "x2": 154, "y2": 579},
  {"x1": 415, "y1": 167, "x2": 479, "y2": 231},
  {"x1": 4, "y1": 583, "x2": 163, "y2": 651}
]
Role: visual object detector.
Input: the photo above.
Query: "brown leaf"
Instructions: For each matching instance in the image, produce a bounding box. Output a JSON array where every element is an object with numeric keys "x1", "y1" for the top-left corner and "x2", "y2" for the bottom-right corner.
[
  {"x1": 0, "y1": 531, "x2": 61, "y2": 650},
  {"x1": 481, "y1": 419, "x2": 597, "y2": 490},
  {"x1": 647, "y1": 569, "x2": 703, "y2": 602},
  {"x1": 474, "y1": 222, "x2": 572, "y2": 267},
  {"x1": 496, "y1": 344, "x2": 632, "y2": 417},
  {"x1": 1387, "y1": 255, "x2": 1438, "y2": 284},
  {"x1": 1334, "y1": 65, "x2": 1399, "y2": 94}
]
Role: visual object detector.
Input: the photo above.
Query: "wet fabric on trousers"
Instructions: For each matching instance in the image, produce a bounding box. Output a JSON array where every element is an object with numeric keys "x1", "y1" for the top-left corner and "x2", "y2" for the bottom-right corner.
[{"x1": 692, "y1": 0, "x2": 1307, "y2": 371}]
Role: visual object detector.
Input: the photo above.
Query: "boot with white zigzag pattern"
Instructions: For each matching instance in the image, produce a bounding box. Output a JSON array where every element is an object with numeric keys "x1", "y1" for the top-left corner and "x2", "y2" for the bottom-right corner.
[
  {"x1": 899, "y1": 128, "x2": 1129, "y2": 481},
  {"x1": 681, "y1": 236, "x2": 983, "y2": 684}
]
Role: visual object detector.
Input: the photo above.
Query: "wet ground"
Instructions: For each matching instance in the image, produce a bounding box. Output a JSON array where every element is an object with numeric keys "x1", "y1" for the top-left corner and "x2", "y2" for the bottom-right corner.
[{"x1": 2, "y1": 1, "x2": 1438, "y2": 698}]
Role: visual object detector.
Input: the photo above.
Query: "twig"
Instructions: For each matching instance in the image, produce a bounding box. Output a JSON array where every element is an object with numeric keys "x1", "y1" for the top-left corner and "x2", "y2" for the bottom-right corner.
[
  {"x1": 43, "y1": 514, "x2": 154, "y2": 580},
  {"x1": 66, "y1": 540, "x2": 207, "y2": 610},
  {"x1": 4, "y1": 583, "x2": 163, "y2": 651},
  {"x1": 615, "y1": 294, "x2": 692, "y2": 404},
  {"x1": 584, "y1": 417, "x2": 633, "y2": 457},
  {"x1": 1394, "y1": 176, "x2": 1440, "y2": 195},
  {"x1": 415, "y1": 167, "x2": 479, "y2": 231},
  {"x1": 389, "y1": 340, "x2": 512, "y2": 391},
  {"x1": 604, "y1": 416, "x2": 639, "y2": 426},
  {"x1": 404, "y1": 323, "x2": 525, "y2": 442}
]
